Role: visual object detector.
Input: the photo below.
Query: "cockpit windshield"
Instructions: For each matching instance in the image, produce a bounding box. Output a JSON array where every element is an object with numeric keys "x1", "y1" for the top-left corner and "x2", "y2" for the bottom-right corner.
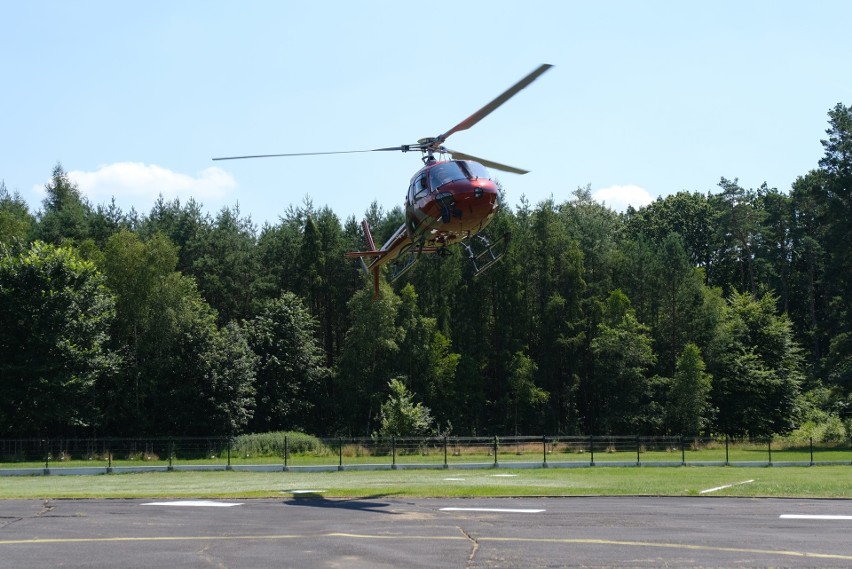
[
  {"x1": 461, "y1": 160, "x2": 491, "y2": 180},
  {"x1": 429, "y1": 162, "x2": 467, "y2": 190},
  {"x1": 429, "y1": 161, "x2": 492, "y2": 190}
]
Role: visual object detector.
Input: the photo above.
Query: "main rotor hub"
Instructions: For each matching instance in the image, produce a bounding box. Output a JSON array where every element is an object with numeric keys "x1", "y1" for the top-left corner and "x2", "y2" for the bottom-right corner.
[{"x1": 416, "y1": 137, "x2": 443, "y2": 165}]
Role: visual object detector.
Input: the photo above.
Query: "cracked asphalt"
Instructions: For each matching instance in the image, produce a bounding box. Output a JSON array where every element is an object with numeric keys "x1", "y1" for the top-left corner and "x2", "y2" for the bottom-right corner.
[{"x1": 1, "y1": 496, "x2": 851, "y2": 568}]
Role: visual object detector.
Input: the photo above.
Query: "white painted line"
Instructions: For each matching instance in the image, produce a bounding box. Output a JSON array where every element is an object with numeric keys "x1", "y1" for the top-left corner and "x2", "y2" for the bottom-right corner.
[
  {"x1": 141, "y1": 500, "x2": 243, "y2": 507},
  {"x1": 699, "y1": 479, "x2": 755, "y2": 494},
  {"x1": 287, "y1": 490, "x2": 327, "y2": 494},
  {"x1": 440, "y1": 507, "x2": 545, "y2": 513},
  {"x1": 491, "y1": 474, "x2": 518, "y2": 477},
  {"x1": 780, "y1": 514, "x2": 852, "y2": 520},
  {"x1": 443, "y1": 478, "x2": 465, "y2": 481}
]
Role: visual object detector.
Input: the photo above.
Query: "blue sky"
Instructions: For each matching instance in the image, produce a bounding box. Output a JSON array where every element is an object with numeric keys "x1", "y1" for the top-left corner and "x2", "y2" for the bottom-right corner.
[{"x1": 2, "y1": 1, "x2": 851, "y2": 227}]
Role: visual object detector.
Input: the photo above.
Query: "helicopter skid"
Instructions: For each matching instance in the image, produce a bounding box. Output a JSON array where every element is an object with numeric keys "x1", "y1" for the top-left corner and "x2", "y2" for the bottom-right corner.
[{"x1": 463, "y1": 232, "x2": 512, "y2": 277}]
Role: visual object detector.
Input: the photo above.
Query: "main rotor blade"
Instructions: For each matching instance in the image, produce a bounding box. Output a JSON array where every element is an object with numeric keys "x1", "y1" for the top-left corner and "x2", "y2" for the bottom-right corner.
[
  {"x1": 446, "y1": 148, "x2": 529, "y2": 175},
  {"x1": 434, "y1": 63, "x2": 553, "y2": 147},
  {"x1": 212, "y1": 146, "x2": 413, "y2": 161}
]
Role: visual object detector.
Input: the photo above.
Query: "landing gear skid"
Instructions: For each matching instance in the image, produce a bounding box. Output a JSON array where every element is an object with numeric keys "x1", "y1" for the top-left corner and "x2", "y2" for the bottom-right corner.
[
  {"x1": 461, "y1": 232, "x2": 511, "y2": 277},
  {"x1": 385, "y1": 233, "x2": 510, "y2": 285},
  {"x1": 387, "y1": 241, "x2": 427, "y2": 283}
]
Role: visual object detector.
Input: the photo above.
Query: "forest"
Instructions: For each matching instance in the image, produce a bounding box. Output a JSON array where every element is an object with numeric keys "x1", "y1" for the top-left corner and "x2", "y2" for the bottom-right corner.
[{"x1": 1, "y1": 102, "x2": 851, "y2": 441}]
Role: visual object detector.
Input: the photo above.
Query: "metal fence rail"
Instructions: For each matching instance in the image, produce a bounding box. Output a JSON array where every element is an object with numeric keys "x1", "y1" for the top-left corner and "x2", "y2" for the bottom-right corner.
[{"x1": 1, "y1": 435, "x2": 850, "y2": 475}]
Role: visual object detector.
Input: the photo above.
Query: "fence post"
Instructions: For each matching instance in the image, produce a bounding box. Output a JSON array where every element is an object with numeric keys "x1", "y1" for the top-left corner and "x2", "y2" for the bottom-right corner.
[
  {"x1": 283, "y1": 435, "x2": 289, "y2": 472},
  {"x1": 168, "y1": 440, "x2": 174, "y2": 471},
  {"x1": 107, "y1": 439, "x2": 112, "y2": 473},
  {"x1": 725, "y1": 434, "x2": 729, "y2": 466},
  {"x1": 493, "y1": 436, "x2": 498, "y2": 467},
  {"x1": 43, "y1": 439, "x2": 50, "y2": 475},
  {"x1": 590, "y1": 434, "x2": 595, "y2": 466},
  {"x1": 809, "y1": 436, "x2": 814, "y2": 466},
  {"x1": 542, "y1": 435, "x2": 548, "y2": 467},
  {"x1": 636, "y1": 436, "x2": 641, "y2": 466},
  {"x1": 338, "y1": 438, "x2": 343, "y2": 471},
  {"x1": 392, "y1": 437, "x2": 397, "y2": 470},
  {"x1": 768, "y1": 436, "x2": 773, "y2": 466},
  {"x1": 681, "y1": 436, "x2": 685, "y2": 466},
  {"x1": 443, "y1": 436, "x2": 448, "y2": 469},
  {"x1": 227, "y1": 437, "x2": 232, "y2": 470}
]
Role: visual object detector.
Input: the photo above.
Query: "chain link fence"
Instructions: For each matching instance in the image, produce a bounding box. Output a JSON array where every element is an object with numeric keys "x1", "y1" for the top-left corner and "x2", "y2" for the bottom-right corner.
[{"x1": 2, "y1": 435, "x2": 850, "y2": 475}]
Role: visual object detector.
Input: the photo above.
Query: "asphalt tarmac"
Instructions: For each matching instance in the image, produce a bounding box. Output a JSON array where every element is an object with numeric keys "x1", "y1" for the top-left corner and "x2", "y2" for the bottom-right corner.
[{"x1": 1, "y1": 496, "x2": 851, "y2": 568}]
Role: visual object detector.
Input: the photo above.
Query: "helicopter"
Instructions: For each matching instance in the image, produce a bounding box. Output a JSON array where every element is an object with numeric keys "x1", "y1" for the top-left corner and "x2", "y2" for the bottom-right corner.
[{"x1": 213, "y1": 63, "x2": 552, "y2": 297}]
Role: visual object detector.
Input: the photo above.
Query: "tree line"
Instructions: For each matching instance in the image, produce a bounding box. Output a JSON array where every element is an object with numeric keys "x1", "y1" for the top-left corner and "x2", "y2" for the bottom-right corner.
[{"x1": 1, "y1": 102, "x2": 851, "y2": 441}]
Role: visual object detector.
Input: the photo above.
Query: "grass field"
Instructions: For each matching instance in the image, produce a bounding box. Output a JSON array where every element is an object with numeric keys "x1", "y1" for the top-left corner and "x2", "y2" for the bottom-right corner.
[{"x1": 1, "y1": 465, "x2": 851, "y2": 500}]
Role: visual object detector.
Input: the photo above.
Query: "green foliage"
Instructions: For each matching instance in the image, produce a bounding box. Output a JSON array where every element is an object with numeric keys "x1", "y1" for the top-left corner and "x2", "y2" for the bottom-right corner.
[
  {"x1": 246, "y1": 292, "x2": 329, "y2": 433},
  {"x1": 708, "y1": 291, "x2": 804, "y2": 437},
  {"x1": 590, "y1": 290, "x2": 657, "y2": 434},
  {"x1": 787, "y1": 386, "x2": 850, "y2": 443},
  {"x1": 787, "y1": 417, "x2": 848, "y2": 444},
  {"x1": 394, "y1": 284, "x2": 461, "y2": 430},
  {"x1": 137, "y1": 272, "x2": 234, "y2": 435},
  {"x1": 711, "y1": 177, "x2": 766, "y2": 295},
  {"x1": 101, "y1": 230, "x2": 179, "y2": 343},
  {"x1": 198, "y1": 321, "x2": 258, "y2": 434},
  {"x1": 98, "y1": 229, "x2": 257, "y2": 436},
  {"x1": 34, "y1": 164, "x2": 92, "y2": 245},
  {"x1": 625, "y1": 190, "x2": 717, "y2": 268},
  {"x1": 378, "y1": 378, "x2": 434, "y2": 437},
  {"x1": 335, "y1": 281, "x2": 402, "y2": 435},
  {"x1": 189, "y1": 204, "x2": 259, "y2": 323},
  {"x1": 0, "y1": 241, "x2": 118, "y2": 435},
  {"x1": 667, "y1": 343, "x2": 713, "y2": 436},
  {"x1": 507, "y1": 350, "x2": 549, "y2": 435},
  {"x1": 0, "y1": 181, "x2": 34, "y2": 247},
  {"x1": 231, "y1": 431, "x2": 327, "y2": 456}
]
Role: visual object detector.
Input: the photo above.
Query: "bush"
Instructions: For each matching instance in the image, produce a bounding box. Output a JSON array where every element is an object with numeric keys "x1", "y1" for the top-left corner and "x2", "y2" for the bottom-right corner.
[
  {"x1": 786, "y1": 416, "x2": 848, "y2": 444},
  {"x1": 231, "y1": 431, "x2": 327, "y2": 457}
]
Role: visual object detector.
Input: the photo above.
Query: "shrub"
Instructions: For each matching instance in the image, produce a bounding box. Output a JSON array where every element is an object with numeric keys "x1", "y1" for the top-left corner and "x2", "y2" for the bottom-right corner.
[
  {"x1": 231, "y1": 431, "x2": 327, "y2": 457},
  {"x1": 787, "y1": 416, "x2": 847, "y2": 444}
]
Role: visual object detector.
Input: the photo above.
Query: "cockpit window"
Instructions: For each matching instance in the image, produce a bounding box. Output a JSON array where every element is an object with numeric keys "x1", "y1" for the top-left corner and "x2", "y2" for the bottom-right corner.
[
  {"x1": 461, "y1": 160, "x2": 491, "y2": 180},
  {"x1": 412, "y1": 173, "x2": 429, "y2": 200},
  {"x1": 429, "y1": 162, "x2": 467, "y2": 190}
]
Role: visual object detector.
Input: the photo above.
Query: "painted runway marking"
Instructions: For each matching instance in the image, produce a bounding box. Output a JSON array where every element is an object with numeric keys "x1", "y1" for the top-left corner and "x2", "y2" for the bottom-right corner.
[
  {"x1": 287, "y1": 490, "x2": 327, "y2": 494},
  {"x1": 699, "y1": 479, "x2": 754, "y2": 494},
  {"x1": 491, "y1": 474, "x2": 518, "y2": 477},
  {"x1": 440, "y1": 507, "x2": 545, "y2": 513},
  {"x1": 3, "y1": 532, "x2": 851, "y2": 561},
  {"x1": 141, "y1": 500, "x2": 243, "y2": 507},
  {"x1": 443, "y1": 478, "x2": 465, "y2": 481},
  {"x1": 780, "y1": 514, "x2": 852, "y2": 520}
]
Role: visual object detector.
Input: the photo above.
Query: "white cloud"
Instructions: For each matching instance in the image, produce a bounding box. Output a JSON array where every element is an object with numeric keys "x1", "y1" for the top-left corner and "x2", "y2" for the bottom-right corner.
[
  {"x1": 591, "y1": 184, "x2": 654, "y2": 212},
  {"x1": 61, "y1": 162, "x2": 237, "y2": 205}
]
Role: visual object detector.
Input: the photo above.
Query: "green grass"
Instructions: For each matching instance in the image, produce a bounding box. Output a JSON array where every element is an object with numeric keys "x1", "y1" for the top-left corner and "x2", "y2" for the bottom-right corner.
[{"x1": 1, "y1": 465, "x2": 851, "y2": 499}]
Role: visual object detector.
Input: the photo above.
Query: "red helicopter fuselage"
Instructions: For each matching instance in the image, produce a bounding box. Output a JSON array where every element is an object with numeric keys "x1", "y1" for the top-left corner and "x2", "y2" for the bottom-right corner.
[{"x1": 403, "y1": 159, "x2": 500, "y2": 248}]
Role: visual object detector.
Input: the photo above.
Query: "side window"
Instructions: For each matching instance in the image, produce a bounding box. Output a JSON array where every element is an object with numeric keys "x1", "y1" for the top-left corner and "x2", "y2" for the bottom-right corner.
[{"x1": 413, "y1": 174, "x2": 429, "y2": 200}]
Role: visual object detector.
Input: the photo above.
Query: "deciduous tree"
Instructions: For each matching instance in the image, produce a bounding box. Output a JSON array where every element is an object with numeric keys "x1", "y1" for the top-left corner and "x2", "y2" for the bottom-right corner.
[
  {"x1": 247, "y1": 292, "x2": 329, "y2": 433},
  {"x1": 0, "y1": 242, "x2": 118, "y2": 436}
]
